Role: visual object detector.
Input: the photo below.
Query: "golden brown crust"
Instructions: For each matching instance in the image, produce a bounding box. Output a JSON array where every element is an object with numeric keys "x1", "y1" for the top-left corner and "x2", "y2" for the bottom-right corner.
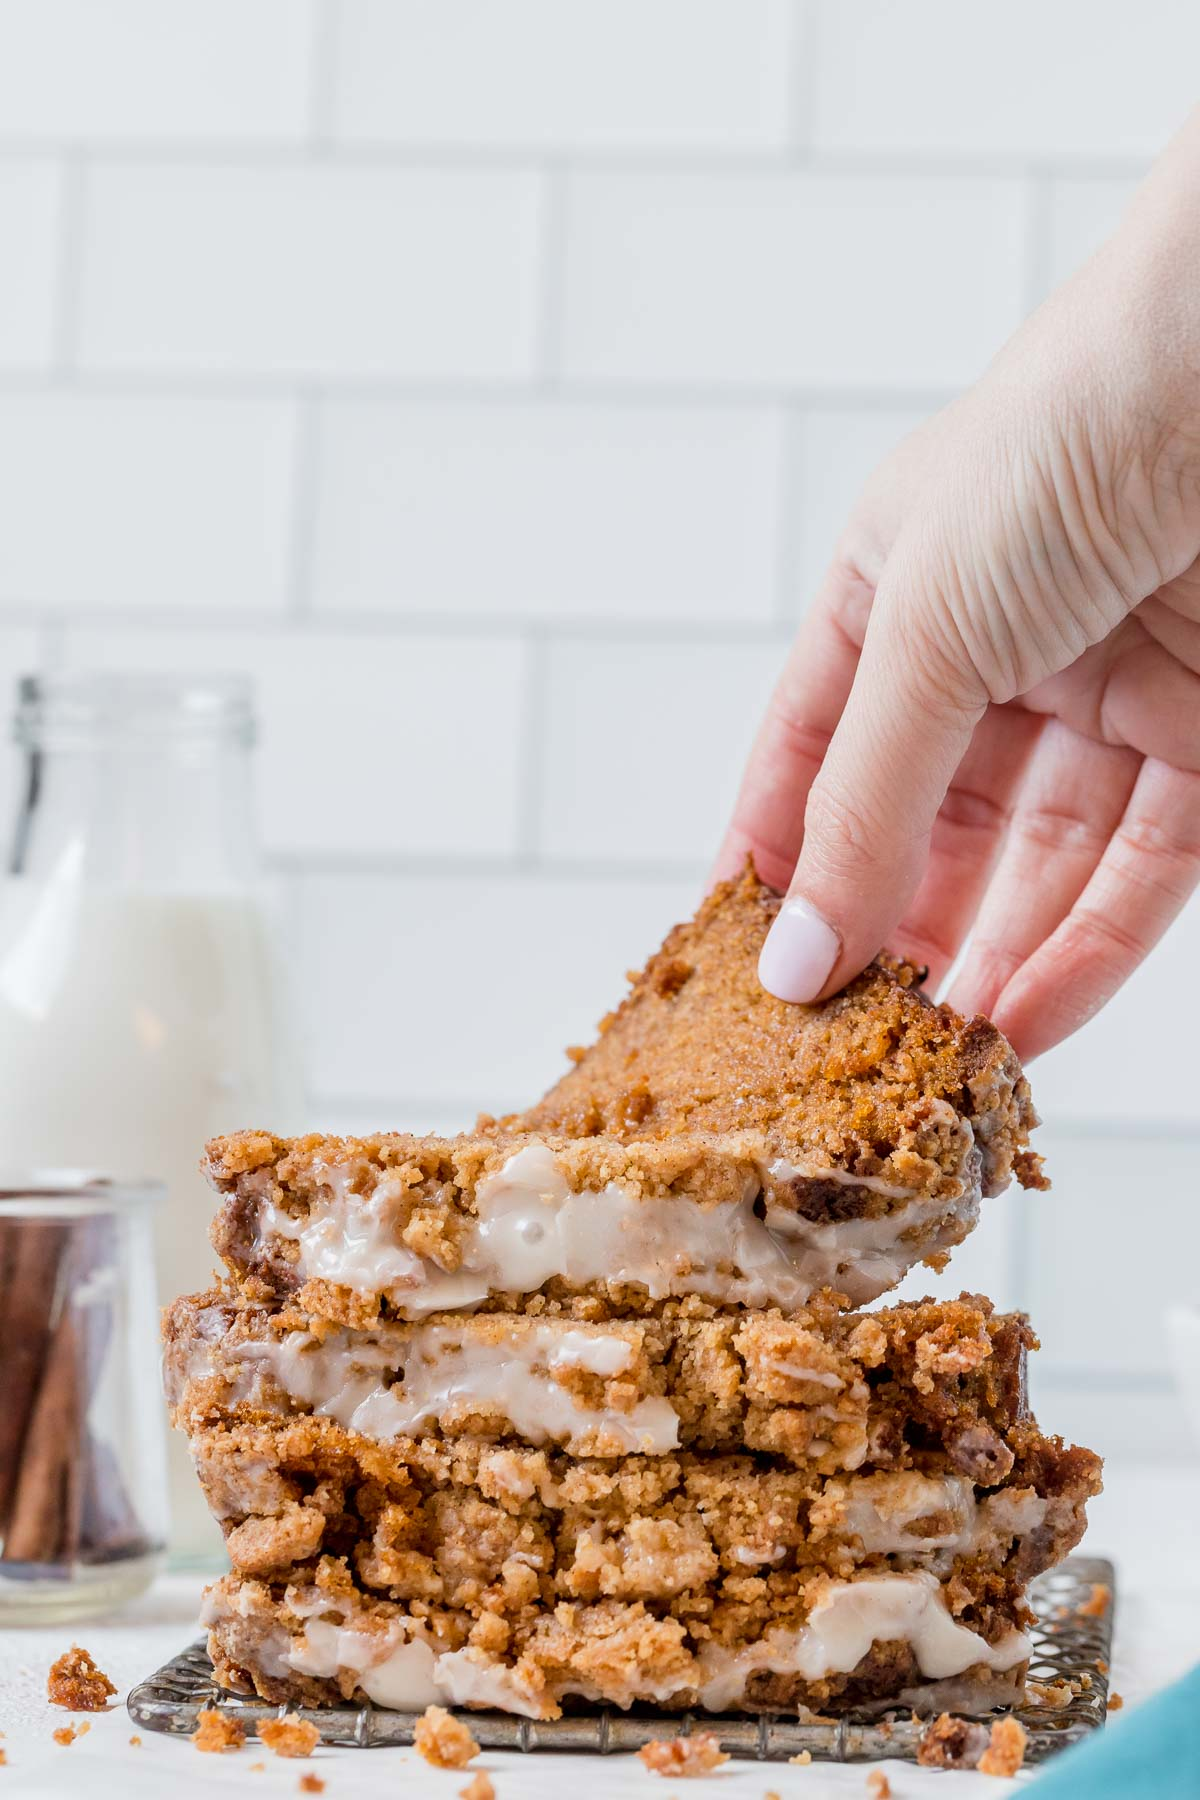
[{"x1": 500, "y1": 864, "x2": 1042, "y2": 1198}]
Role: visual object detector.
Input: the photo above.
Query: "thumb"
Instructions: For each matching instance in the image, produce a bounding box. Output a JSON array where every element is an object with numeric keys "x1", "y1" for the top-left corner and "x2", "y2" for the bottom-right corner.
[{"x1": 758, "y1": 584, "x2": 984, "y2": 1002}]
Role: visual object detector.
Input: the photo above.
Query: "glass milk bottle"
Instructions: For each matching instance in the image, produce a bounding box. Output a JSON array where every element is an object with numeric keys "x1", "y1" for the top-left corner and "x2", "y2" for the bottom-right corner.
[{"x1": 0, "y1": 673, "x2": 298, "y2": 1557}]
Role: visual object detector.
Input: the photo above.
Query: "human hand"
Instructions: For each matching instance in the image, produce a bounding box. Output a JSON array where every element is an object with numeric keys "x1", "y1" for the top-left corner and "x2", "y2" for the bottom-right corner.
[{"x1": 716, "y1": 114, "x2": 1200, "y2": 1059}]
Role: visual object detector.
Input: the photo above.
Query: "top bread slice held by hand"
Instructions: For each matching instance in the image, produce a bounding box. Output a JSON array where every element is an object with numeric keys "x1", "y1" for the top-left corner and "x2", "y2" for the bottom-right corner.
[
  {"x1": 501, "y1": 863, "x2": 1044, "y2": 1203},
  {"x1": 206, "y1": 865, "x2": 1045, "y2": 1326}
]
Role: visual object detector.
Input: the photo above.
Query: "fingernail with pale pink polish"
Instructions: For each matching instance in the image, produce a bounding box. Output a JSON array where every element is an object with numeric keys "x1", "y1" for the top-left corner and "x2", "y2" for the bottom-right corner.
[{"x1": 758, "y1": 897, "x2": 840, "y2": 1003}]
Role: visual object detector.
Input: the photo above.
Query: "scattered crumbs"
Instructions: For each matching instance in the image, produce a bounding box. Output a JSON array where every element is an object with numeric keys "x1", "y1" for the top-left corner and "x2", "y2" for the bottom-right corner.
[
  {"x1": 0, "y1": 1748, "x2": 6, "y2": 1765},
  {"x1": 765, "y1": 1791, "x2": 782, "y2": 1800},
  {"x1": 978, "y1": 1717, "x2": 1028, "y2": 1780},
  {"x1": 637, "y1": 1731, "x2": 729, "y2": 1778},
  {"x1": 52, "y1": 1725, "x2": 78, "y2": 1747},
  {"x1": 414, "y1": 1705, "x2": 480, "y2": 1771},
  {"x1": 1077, "y1": 1673, "x2": 1093, "y2": 1691},
  {"x1": 191, "y1": 1709, "x2": 247, "y2": 1753},
  {"x1": 298, "y1": 1777, "x2": 326, "y2": 1795},
  {"x1": 77, "y1": 1722, "x2": 90, "y2": 1737},
  {"x1": 1080, "y1": 1582, "x2": 1112, "y2": 1618},
  {"x1": 789, "y1": 1750, "x2": 813, "y2": 1765},
  {"x1": 129, "y1": 1736, "x2": 142, "y2": 1747},
  {"x1": 916, "y1": 1714, "x2": 990, "y2": 1771},
  {"x1": 258, "y1": 1714, "x2": 321, "y2": 1759},
  {"x1": 47, "y1": 1646, "x2": 117, "y2": 1712},
  {"x1": 249, "y1": 1762, "x2": 266, "y2": 1773},
  {"x1": 459, "y1": 1775, "x2": 496, "y2": 1800},
  {"x1": 1096, "y1": 1658, "x2": 1109, "y2": 1674},
  {"x1": 1107, "y1": 1693, "x2": 1125, "y2": 1713},
  {"x1": 1028, "y1": 1678, "x2": 1073, "y2": 1710},
  {"x1": 866, "y1": 1773, "x2": 891, "y2": 1798}
]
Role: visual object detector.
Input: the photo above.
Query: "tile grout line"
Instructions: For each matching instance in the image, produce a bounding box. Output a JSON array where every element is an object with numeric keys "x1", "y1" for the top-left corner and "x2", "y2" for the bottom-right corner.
[
  {"x1": 0, "y1": 139, "x2": 1155, "y2": 181},
  {"x1": 0, "y1": 606, "x2": 798, "y2": 646},
  {"x1": 0, "y1": 370, "x2": 965, "y2": 410},
  {"x1": 269, "y1": 847, "x2": 707, "y2": 882}
]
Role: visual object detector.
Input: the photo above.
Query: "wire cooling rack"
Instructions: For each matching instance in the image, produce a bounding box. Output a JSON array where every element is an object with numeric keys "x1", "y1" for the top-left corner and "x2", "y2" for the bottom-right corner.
[{"x1": 127, "y1": 1554, "x2": 1114, "y2": 1765}]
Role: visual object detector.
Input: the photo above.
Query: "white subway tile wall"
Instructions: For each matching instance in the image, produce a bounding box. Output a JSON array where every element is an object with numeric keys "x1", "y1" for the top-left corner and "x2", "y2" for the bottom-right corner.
[
  {"x1": 0, "y1": 1, "x2": 319, "y2": 144},
  {"x1": 0, "y1": 1, "x2": 1193, "y2": 1458},
  {"x1": 560, "y1": 170, "x2": 1029, "y2": 389},
  {"x1": 539, "y1": 637, "x2": 781, "y2": 864},
  {"x1": 0, "y1": 159, "x2": 61, "y2": 366},
  {"x1": 311, "y1": 399, "x2": 785, "y2": 624},
  {"x1": 0, "y1": 394, "x2": 298, "y2": 614},
  {"x1": 330, "y1": 0, "x2": 797, "y2": 151},
  {"x1": 79, "y1": 165, "x2": 546, "y2": 379}
]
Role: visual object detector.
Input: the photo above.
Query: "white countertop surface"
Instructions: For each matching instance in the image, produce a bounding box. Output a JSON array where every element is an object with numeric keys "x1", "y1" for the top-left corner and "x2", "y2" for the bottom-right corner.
[{"x1": 1, "y1": 1465, "x2": 1195, "y2": 1799}]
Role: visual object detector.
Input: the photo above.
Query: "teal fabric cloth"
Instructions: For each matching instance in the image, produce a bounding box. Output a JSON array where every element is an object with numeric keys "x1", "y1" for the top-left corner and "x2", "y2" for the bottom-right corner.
[{"x1": 1030, "y1": 1665, "x2": 1200, "y2": 1797}]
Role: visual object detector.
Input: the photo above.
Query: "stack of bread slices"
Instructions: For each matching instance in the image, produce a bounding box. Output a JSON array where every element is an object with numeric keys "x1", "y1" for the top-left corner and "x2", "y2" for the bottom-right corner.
[{"x1": 164, "y1": 865, "x2": 1100, "y2": 1723}]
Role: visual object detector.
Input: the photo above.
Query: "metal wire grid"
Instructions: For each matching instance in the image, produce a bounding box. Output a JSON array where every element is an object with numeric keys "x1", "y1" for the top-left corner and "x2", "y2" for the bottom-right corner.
[{"x1": 127, "y1": 1553, "x2": 1114, "y2": 1764}]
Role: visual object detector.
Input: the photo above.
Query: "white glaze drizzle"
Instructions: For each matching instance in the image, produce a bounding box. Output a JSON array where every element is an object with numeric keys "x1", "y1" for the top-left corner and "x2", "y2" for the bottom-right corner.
[
  {"x1": 226, "y1": 1317, "x2": 680, "y2": 1456},
  {"x1": 260, "y1": 1142, "x2": 976, "y2": 1315},
  {"x1": 203, "y1": 1571, "x2": 1030, "y2": 1719}
]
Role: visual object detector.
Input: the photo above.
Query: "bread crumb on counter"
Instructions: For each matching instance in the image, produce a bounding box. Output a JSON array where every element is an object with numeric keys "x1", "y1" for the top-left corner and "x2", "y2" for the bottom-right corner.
[
  {"x1": 414, "y1": 1705, "x2": 480, "y2": 1770},
  {"x1": 459, "y1": 1774, "x2": 496, "y2": 1800},
  {"x1": 917, "y1": 1713, "x2": 989, "y2": 1770},
  {"x1": 866, "y1": 1772, "x2": 892, "y2": 1798},
  {"x1": 191, "y1": 1709, "x2": 247, "y2": 1753},
  {"x1": 978, "y1": 1716, "x2": 1028, "y2": 1778},
  {"x1": 257, "y1": 1714, "x2": 321, "y2": 1758},
  {"x1": 47, "y1": 1646, "x2": 116, "y2": 1711},
  {"x1": 637, "y1": 1731, "x2": 730, "y2": 1777}
]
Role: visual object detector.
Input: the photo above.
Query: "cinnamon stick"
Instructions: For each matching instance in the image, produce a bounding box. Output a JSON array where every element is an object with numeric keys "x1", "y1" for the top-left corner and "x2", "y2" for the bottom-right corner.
[
  {"x1": 2, "y1": 1207, "x2": 151, "y2": 1572},
  {"x1": 0, "y1": 1220, "x2": 69, "y2": 1537},
  {"x1": 3, "y1": 1289, "x2": 83, "y2": 1565}
]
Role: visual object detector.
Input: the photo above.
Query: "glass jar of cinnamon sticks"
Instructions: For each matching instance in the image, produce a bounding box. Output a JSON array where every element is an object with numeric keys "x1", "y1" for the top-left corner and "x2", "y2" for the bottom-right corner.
[{"x1": 0, "y1": 1175, "x2": 167, "y2": 1621}]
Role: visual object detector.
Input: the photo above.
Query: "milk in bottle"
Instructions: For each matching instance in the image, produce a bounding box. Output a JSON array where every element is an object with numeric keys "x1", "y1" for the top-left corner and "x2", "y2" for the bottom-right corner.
[{"x1": 0, "y1": 674, "x2": 298, "y2": 1555}]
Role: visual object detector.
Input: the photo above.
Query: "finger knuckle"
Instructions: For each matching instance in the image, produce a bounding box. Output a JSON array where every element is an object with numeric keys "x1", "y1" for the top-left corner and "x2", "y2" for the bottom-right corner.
[
  {"x1": 1012, "y1": 804, "x2": 1111, "y2": 860},
  {"x1": 803, "y1": 784, "x2": 889, "y2": 871},
  {"x1": 1112, "y1": 815, "x2": 1200, "y2": 886},
  {"x1": 961, "y1": 938, "x2": 1025, "y2": 995},
  {"x1": 1062, "y1": 906, "x2": 1147, "y2": 970}
]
